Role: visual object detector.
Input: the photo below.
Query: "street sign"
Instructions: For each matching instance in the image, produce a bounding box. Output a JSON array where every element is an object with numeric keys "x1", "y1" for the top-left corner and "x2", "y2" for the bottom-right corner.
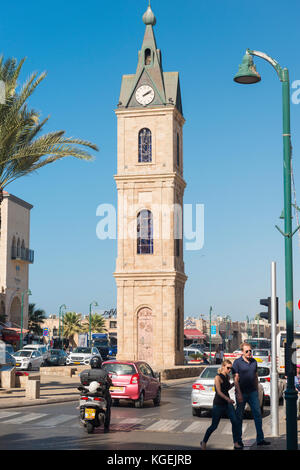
[
  {"x1": 211, "y1": 325, "x2": 217, "y2": 335},
  {"x1": 43, "y1": 328, "x2": 49, "y2": 337}
]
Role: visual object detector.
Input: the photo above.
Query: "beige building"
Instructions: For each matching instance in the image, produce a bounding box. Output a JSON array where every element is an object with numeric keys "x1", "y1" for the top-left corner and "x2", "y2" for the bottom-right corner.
[
  {"x1": 0, "y1": 190, "x2": 34, "y2": 329},
  {"x1": 114, "y1": 5, "x2": 187, "y2": 368}
]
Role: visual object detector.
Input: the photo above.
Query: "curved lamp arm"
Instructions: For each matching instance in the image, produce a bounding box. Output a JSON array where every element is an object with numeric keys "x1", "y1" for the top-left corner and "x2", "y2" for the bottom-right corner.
[{"x1": 246, "y1": 49, "x2": 285, "y2": 81}]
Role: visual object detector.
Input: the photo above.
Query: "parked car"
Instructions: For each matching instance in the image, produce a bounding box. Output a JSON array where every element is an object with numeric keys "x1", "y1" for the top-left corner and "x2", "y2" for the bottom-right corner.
[
  {"x1": 13, "y1": 349, "x2": 43, "y2": 370},
  {"x1": 257, "y1": 364, "x2": 285, "y2": 404},
  {"x1": 23, "y1": 344, "x2": 49, "y2": 365},
  {"x1": 252, "y1": 349, "x2": 271, "y2": 364},
  {"x1": 184, "y1": 347, "x2": 204, "y2": 359},
  {"x1": 191, "y1": 365, "x2": 264, "y2": 417},
  {"x1": 44, "y1": 349, "x2": 68, "y2": 366},
  {"x1": 102, "y1": 360, "x2": 161, "y2": 408},
  {"x1": 66, "y1": 347, "x2": 102, "y2": 366}
]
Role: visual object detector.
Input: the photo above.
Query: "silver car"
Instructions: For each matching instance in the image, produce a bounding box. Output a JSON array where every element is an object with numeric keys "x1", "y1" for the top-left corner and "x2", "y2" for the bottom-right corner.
[
  {"x1": 257, "y1": 363, "x2": 286, "y2": 403},
  {"x1": 191, "y1": 365, "x2": 265, "y2": 417},
  {"x1": 13, "y1": 349, "x2": 44, "y2": 371},
  {"x1": 66, "y1": 347, "x2": 102, "y2": 366}
]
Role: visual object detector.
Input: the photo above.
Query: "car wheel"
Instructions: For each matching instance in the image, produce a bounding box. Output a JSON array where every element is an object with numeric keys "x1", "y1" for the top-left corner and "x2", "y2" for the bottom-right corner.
[
  {"x1": 113, "y1": 399, "x2": 120, "y2": 406},
  {"x1": 86, "y1": 422, "x2": 94, "y2": 434},
  {"x1": 192, "y1": 408, "x2": 202, "y2": 417},
  {"x1": 153, "y1": 388, "x2": 161, "y2": 407},
  {"x1": 135, "y1": 392, "x2": 144, "y2": 409},
  {"x1": 27, "y1": 363, "x2": 32, "y2": 371}
]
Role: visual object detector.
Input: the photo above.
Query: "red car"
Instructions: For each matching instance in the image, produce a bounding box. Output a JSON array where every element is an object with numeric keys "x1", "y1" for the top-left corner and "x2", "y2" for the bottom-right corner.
[{"x1": 102, "y1": 360, "x2": 161, "y2": 408}]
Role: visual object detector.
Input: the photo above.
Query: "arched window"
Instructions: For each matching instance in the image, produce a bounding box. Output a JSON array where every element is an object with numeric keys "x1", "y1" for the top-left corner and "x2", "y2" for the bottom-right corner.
[
  {"x1": 138, "y1": 128, "x2": 152, "y2": 163},
  {"x1": 176, "y1": 133, "x2": 180, "y2": 167},
  {"x1": 137, "y1": 210, "x2": 153, "y2": 254},
  {"x1": 145, "y1": 49, "x2": 152, "y2": 65},
  {"x1": 16, "y1": 238, "x2": 20, "y2": 257}
]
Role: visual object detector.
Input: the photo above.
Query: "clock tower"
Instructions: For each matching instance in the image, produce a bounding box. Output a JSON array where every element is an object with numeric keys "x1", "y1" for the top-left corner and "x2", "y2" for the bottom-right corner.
[{"x1": 114, "y1": 3, "x2": 187, "y2": 369}]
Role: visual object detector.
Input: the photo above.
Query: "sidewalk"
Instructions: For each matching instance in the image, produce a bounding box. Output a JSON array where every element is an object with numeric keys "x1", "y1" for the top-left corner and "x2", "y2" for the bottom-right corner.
[{"x1": 0, "y1": 373, "x2": 299, "y2": 450}]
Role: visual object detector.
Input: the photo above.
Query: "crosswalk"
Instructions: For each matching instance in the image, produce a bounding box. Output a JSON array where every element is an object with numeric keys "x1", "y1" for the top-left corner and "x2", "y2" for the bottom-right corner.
[{"x1": 0, "y1": 409, "x2": 274, "y2": 438}]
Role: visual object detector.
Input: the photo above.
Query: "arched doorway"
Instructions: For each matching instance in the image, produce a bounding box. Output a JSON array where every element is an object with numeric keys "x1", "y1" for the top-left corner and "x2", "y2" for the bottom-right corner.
[
  {"x1": 137, "y1": 307, "x2": 153, "y2": 363},
  {"x1": 10, "y1": 296, "x2": 21, "y2": 326}
]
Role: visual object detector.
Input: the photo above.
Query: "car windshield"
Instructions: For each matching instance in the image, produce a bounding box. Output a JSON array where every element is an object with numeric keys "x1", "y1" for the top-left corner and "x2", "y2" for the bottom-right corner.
[
  {"x1": 14, "y1": 351, "x2": 32, "y2": 357},
  {"x1": 49, "y1": 350, "x2": 60, "y2": 355},
  {"x1": 257, "y1": 367, "x2": 270, "y2": 377},
  {"x1": 200, "y1": 367, "x2": 219, "y2": 379},
  {"x1": 253, "y1": 350, "x2": 269, "y2": 356},
  {"x1": 102, "y1": 363, "x2": 136, "y2": 376},
  {"x1": 72, "y1": 348, "x2": 92, "y2": 354}
]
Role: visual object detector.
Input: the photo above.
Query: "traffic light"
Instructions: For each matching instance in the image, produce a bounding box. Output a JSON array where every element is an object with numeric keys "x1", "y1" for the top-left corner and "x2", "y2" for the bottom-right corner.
[{"x1": 259, "y1": 297, "x2": 278, "y2": 323}]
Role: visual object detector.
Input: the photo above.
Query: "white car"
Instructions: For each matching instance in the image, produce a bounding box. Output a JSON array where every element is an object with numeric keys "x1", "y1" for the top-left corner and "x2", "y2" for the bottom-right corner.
[
  {"x1": 13, "y1": 349, "x2": 44, "y2": 371},
  {"x1": 257, "y1": 363, "x2": 286, "y2": 403},
  {"x1": 252, "y1": 349, "x2": 271, "y2": 364},
  {"x1": 191, "y1": 365, "x2": 265, "y2": 417},
  {"x1": 66, "y1": 347, "x2": 102, "y2": 366},
  {"x1": 23, "y1": 344, "x2": 49, "y2": 365}
]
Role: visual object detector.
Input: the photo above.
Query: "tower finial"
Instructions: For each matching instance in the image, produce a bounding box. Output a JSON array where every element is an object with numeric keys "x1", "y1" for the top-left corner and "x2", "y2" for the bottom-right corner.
[{"x1": 143, "y1": 1, "x2": 156, "y2": 26}]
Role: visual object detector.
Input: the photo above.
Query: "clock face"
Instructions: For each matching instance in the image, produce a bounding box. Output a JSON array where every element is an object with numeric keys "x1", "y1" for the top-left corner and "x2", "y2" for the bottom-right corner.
[{"x1": 135, "y1": 85, "x2": 155, "y2": 106}]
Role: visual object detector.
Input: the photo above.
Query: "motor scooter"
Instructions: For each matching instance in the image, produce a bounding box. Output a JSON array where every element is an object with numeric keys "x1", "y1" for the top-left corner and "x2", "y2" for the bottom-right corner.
[{"x1": 78, "y1": 381, "x2": 108, "y2": 434}]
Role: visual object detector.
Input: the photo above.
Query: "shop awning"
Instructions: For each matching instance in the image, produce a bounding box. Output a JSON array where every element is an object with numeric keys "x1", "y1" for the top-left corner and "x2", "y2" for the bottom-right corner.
[{"x1": 184, "y1": 329, "x2": 207, "y2": 340}]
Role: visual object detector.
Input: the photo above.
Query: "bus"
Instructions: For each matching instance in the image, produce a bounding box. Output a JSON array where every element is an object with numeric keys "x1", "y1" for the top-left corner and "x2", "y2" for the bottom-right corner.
[
  {"x1": 247, "y1": 338, "x2": 271, "y2": 350},
  {"x1": 276, "y1": 331, "x2": 300, "y2": 376}
]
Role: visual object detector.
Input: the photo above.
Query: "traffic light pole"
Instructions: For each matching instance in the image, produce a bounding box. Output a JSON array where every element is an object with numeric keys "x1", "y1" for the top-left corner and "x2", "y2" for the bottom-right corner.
[{"x1": 271, "y1": 261, "x2": 279, "y2": 437}]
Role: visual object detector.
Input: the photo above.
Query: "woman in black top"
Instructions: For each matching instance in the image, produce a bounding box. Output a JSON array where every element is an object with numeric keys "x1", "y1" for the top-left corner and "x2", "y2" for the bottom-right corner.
[{"x1": 200, "y1": 360, "x2": 242, "y2": 450}]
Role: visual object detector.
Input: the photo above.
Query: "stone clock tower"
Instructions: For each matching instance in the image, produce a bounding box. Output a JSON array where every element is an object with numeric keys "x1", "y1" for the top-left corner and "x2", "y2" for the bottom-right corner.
[{"x1": 114, "y1": 3, "x2": 187, "y2": 369}]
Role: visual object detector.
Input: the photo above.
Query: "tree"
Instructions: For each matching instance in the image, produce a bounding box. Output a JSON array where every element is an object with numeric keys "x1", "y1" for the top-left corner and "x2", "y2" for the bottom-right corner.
[
  {"x1": 82, "y1": 313, "x2": 107, "y2": 334},
  {"x1": 62, "y1": 312, "x2": 83, "y2": 347},
  {"x1": 28, "y1": 303, "x2": 46, "y2": 335},
  {"x1": 0, "y1": 56, "x2": 98, "y2": 205}
]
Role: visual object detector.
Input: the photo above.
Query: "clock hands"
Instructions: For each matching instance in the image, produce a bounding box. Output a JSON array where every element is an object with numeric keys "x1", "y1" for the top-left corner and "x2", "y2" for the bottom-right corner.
[{"x1": 143, "y1": 90, "x2": 152, "y2": 97}]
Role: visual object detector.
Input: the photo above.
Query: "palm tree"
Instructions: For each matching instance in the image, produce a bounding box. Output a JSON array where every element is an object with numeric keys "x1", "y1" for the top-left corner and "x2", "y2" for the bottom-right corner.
[
  {"x1": 62, "y1": 312, "x2": 83, "y2": 347},
  {"x1": 28, "y1": 303, "x2": 46, "y2": 335},
  {"x1": 0, "y1": 56, "x2": 98, "y2": 204},
  {"x1": 82, "y1": 313, "x2": 107, "y2": 334}
]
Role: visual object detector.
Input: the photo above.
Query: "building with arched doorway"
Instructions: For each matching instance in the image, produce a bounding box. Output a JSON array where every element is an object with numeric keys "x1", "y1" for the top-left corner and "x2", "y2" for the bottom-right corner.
[{"x1": 0, "y1": 191, "x2": 34, "y2": 340}]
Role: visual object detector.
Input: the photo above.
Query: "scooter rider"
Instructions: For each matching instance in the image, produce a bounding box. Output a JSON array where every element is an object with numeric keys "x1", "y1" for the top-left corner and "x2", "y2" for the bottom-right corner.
[{"x1": 80, "y1": 356, "x2": 112, "y2": 432}]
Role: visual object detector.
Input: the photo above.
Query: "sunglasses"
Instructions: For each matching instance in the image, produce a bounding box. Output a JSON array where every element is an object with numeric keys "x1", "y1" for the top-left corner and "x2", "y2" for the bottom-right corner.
[
  {"x1": 226, "y1": 366, "x2": 232, "y2": 370},
  {"x1": 245, "y1": 350, "x2": 252, "y2": 353}
]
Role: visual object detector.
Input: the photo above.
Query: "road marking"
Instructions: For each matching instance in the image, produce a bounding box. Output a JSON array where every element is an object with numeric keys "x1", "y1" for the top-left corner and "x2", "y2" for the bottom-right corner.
[
  {"x1": 145, "y1": 419, "x2": 182, "y2": 432},
  {"x1": 38, "y1": 414, "x2": 76, "y2": 426},
  {"x1": 0, "y1": 411, "x2": 20, "y2": 420},
  {"x1": 120, "y1": 418, "x2": 144, "y2": 424},
  {"x1": 2, "y1": 413, "x2": 47, "y2": 424},
  {"x1": 183, "y1": 421, "x2": 206, "y2": 433}
]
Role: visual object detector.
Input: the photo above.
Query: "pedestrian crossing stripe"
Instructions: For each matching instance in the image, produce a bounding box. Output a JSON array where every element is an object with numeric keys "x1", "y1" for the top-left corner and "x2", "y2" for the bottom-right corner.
[{"x1": 0, "y1": 411, "x2": 263, "y2": 439}]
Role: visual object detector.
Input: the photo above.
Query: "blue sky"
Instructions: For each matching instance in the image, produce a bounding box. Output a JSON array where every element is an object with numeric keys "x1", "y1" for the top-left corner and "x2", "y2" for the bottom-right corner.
[{"x1": 2, "y1": 0, "x2": 300, "y2": 324}]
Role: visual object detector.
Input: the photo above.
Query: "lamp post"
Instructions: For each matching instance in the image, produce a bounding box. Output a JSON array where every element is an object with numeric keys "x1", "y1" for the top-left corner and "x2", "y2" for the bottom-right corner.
[
  {"x1": 58, "y1": 304, "x2": 67, "y2": 347},
  {"x1": 225, "y1": 315, "x2": 231, "y2": 353},
  {"x1": 20, "y1": 289, "x2": 32, "y2": 349},
  {"x1": 234, "y1": 49, "x2": 298, "y2": 450},
  {"x1": 209, "y1": 306, "x2": 212, "y2": 363},
  {"x1": 89, "y1": 301, "x2": 98, "y2": 346}
]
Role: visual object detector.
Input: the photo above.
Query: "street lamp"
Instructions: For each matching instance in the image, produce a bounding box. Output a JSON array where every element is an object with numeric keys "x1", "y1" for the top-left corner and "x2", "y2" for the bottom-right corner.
[
  {"x1": 209, "y1": 306, "x2": 212, "y2": 363},
  {"x1": 20, "y1": 289, "x2": 32, "y2": 349},
  {"x1": 58, "y1": 304, "x2": 67, "y2": 347},
  {"x1": 234, "y1": 48, "x2": 299, "y2": 450},
  {"x1": 89, "y1": 301, "x2": 99, "y2": 346}
]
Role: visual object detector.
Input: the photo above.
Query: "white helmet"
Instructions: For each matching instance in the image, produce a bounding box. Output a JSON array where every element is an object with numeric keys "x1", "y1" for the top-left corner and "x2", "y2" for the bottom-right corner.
[{"x1": 88, "y1": 381, "x2": 99, "y2": 393}]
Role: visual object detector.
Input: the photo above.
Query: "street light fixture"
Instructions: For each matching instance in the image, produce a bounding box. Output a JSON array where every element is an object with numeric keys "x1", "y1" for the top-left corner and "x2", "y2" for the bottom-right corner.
[
  {"x1": 89, "y1": 301, "x2": 99, "y2": 346},
  {"x1": 234, "y1": 48, "x2": 299, "y2": 450},
  {"x1": 20, "y1": 289, "x2": 32, "y2": 349}
]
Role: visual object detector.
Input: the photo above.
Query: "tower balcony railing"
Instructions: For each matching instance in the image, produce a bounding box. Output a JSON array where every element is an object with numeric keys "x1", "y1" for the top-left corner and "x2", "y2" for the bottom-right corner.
[{"x1": 11, "y1": 245, "x2": 34, "y2": 264}]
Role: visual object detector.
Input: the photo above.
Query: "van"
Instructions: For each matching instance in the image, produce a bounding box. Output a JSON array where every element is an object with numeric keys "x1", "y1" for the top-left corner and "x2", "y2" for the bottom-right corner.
[{"x1": 23, "y1": 344, "x2": 49, "y2": 363}]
